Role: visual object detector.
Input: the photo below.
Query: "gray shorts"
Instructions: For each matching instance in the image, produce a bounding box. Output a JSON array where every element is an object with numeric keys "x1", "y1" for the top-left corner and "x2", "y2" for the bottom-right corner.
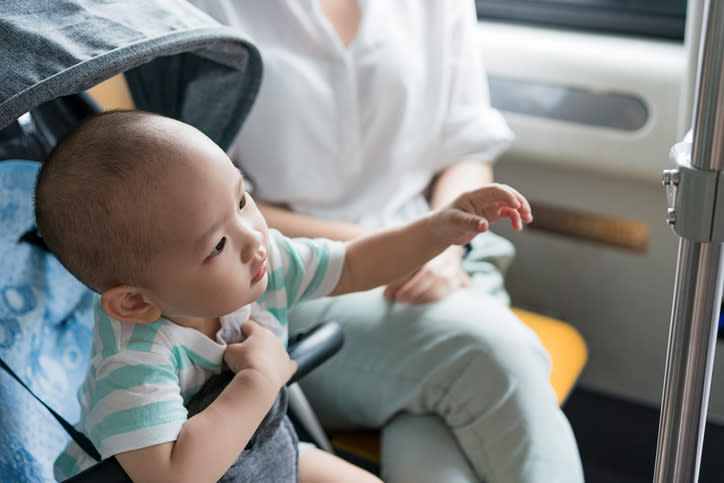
[{"x1": 187, "y1": 370, "x2": 299, "y2": 482}]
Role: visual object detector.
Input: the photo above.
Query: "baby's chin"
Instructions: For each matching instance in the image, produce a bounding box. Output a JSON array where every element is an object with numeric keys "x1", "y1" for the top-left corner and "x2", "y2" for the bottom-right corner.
[
  {"x1": 249, "y1": 273, "x2": 269, "y2": 302},
  {"x1": 229, "y1": 275, "x2": 269, "y2": 311}
]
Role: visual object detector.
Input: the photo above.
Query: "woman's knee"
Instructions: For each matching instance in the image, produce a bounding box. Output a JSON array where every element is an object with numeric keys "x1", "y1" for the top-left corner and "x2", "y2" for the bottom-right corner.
[{"x1": 403, "y1": 296, "x2": 555, "y2": 416}]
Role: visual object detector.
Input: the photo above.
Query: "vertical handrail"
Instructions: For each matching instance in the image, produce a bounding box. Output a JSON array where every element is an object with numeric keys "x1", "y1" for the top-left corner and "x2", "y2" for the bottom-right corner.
[
  {"x1": 677, "y1": 0, "x2": 705, "y2": 139},
  {"x1": 654, "y1": 0, "x2": 724, "y2": 482}
]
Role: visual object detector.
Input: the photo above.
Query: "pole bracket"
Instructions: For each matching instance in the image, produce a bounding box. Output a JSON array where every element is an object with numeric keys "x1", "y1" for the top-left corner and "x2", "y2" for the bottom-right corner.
[{"x1": 664, "y1": 134, "x2": 724, "y2": 242}]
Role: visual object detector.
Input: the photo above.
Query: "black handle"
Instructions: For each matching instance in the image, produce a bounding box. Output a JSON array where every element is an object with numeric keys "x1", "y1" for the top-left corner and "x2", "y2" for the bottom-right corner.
[
  {"x1": 287, "y1": 321, "x2": 344, "y2": 385},
  {"x1": 64, "y1": 457, "x2": 129, "y2": 483}
]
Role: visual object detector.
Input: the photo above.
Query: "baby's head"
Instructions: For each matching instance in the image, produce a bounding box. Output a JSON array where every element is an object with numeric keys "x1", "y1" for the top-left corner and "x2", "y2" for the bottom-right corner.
[{"x1": 35, "y1": 110, "x2": 270, "y2": 325}]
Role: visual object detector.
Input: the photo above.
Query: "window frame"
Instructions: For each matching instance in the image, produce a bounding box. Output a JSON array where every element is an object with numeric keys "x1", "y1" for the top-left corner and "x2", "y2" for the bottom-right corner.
[{"x1": 475, "y1": 0, "x2": 687, "y2": 41}]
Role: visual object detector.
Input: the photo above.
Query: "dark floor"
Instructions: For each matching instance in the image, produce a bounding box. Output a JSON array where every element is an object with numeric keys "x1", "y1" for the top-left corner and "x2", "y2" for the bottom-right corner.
[
  {"x1": 335, "y1": 387, "x2": 724, "y2": 481},
  {"x1": 563, "y1": 388, "x2": 724, "y2": 483}
]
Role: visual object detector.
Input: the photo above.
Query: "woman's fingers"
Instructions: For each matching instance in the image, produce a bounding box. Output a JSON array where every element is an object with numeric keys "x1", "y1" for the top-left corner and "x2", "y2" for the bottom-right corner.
[{"x1": 384, "y1": 274, "x2": 414, "y2": 299}]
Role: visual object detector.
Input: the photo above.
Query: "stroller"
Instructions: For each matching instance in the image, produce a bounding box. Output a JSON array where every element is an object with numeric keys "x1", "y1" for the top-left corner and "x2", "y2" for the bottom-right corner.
[{"x1": 0, "y1": 1, "x2": 341, "y2": 481}]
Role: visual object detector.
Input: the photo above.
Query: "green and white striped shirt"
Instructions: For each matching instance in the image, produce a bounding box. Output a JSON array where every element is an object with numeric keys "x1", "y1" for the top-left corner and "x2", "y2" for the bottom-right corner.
[{"x1": 54, "y1": 229, "x2": 345, "y2": 479}]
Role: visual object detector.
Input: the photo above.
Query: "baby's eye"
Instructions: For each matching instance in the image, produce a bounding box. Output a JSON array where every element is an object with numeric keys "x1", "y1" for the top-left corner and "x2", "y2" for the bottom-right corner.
[
  {"x1": 239, "y1": 193, "x2": 247, "y2": 210},
  {"x1": 210, "y1": 237, "x2": 226, "y2": 257}
]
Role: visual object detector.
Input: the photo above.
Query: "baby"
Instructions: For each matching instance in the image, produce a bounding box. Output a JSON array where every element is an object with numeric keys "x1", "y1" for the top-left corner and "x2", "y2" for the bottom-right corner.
[{"x1": 36, "y1": 110, "x2": 532, "y2": 482}]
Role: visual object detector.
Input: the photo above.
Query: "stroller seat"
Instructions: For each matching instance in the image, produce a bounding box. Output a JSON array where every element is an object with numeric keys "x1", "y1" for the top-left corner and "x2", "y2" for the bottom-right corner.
[{"x1": 0, "y1": 159, "x2": 96, "y2": 482}]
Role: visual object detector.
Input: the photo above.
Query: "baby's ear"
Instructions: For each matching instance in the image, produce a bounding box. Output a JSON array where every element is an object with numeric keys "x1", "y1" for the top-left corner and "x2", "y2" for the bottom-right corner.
[{"x1": 101, "y1": 285, "x2": 161, "y2": 324}]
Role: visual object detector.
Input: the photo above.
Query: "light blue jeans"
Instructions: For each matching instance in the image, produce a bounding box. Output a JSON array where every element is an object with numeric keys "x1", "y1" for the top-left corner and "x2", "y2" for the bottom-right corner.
[{"x1": 289, "y1": 232, "x2": 584, "y2": 482}]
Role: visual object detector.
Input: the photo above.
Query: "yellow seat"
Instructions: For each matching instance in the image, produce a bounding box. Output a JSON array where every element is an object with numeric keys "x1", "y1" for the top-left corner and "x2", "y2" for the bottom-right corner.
[
  {"x1": 86, "y1": 74, "x2": 134, "y2": 110},
  {"x1": 510, "y1": 307, "x2": 588, "y2": 406},
  {"x1": 331, "y1": 307, "x2": 588, "y2": 463}
]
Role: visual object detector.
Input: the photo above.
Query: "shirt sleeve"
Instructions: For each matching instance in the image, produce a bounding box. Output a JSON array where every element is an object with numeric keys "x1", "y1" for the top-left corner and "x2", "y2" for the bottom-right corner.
[
  {"x1": 82, "y1": 349, "x2": 187, "y2": 459},
  {"x1": 267, "y1": 229, "x2": 346, "y2": 307},
  {"x1": 437, "y1": 0, "x2": 514, "y2": 171}
]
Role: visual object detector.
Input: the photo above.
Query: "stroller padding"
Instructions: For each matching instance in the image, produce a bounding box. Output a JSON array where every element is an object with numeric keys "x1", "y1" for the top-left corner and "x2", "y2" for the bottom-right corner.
[{"x1": 0, "y1": 160, "x2": 95, "y2": 482}]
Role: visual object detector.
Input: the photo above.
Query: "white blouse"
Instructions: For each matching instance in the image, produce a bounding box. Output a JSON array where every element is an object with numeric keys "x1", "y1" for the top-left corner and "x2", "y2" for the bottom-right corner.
[{"x1": 193, "y1": 0, "x2": 513, "y2": 228}]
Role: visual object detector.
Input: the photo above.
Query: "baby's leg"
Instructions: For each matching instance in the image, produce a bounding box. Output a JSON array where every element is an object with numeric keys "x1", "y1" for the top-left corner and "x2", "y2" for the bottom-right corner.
[{"x1": 298, "y1": 448, "x2": 381, "y2": 483}]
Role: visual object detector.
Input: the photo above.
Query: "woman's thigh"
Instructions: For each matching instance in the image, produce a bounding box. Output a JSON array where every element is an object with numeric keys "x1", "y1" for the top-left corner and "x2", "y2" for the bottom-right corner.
[{"x1": 288, "y1": 286, "x2": 551, "y2": 428}]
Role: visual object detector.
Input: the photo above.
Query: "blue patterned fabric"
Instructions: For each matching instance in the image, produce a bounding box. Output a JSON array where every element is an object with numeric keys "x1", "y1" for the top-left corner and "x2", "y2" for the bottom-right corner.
[{"x1": 0, "y1": 160, "x2": 95, "y2": 482}]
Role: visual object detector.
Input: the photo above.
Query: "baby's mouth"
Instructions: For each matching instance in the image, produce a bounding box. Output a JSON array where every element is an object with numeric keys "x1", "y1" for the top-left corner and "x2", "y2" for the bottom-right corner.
[{"x1": 251, "y1": 259, "x2": 267, "y2": 284}]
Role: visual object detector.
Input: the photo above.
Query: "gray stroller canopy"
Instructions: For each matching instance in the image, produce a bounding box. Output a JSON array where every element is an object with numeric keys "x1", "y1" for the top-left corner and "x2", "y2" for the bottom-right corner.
[{"x1": 0, "y1": 0, "x2": 262, "y2": 150}]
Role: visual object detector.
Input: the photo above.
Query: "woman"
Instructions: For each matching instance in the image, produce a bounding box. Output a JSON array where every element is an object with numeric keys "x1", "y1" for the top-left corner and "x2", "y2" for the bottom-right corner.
[{"x1": 192, "y1": 1, "x2": 584, "y2": 481}]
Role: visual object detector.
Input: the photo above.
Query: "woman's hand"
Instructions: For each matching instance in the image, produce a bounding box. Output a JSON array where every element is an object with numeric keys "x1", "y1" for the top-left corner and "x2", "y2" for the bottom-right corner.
[{"x1": 383, "y1": 245, "x2": 472, "y2": 304}]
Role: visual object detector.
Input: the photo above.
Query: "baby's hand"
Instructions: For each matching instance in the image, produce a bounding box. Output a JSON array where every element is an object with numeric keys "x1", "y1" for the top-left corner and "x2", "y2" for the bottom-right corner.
[
  {"x1": 433, "y1": 183, "x2": 533, "y2": 245},
  {"x1": 223, "y1": 320, "x2": 297, "y2": 390}
]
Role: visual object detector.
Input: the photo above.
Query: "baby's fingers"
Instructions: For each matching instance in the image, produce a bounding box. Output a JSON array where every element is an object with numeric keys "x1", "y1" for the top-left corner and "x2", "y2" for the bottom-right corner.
[
  {"x1": 459, "y1": 212, "x2": 489, "y2": 233},
  {"x1": 499, "y1": 206, "x2": 525, "y2": 231},
  {"x1": 471, "y1": 183, "x2": 522, "y2": 208},
  {"x1": 510, "y1": 189, "x2": 533, "y2": 223},
  {"x1": 497, "y1": 185, "x2": 532, "y2": 219},
  {"x1": 464, "y1": 184, "x2": 526, "y2": 219},
  {"x1": 241, "y1": 319, "x2": 268, "y2": 337}
]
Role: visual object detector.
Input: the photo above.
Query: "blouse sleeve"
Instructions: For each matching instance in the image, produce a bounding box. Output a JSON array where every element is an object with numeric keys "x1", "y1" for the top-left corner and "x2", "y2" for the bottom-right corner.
[{"x1": 436, "y1": 0, "x2": 514, "y2": 171}]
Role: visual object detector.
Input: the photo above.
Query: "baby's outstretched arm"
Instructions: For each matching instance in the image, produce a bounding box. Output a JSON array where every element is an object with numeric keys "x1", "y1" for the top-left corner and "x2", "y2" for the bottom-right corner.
[
  {"x1": 331, "y1": 183, "x2": 532, "y2": 296},
  {"x1": 433, "y1": 182, "x2": 532, "y2": 243},
  {"x1": 115, "y1": 321, "x2": 296, "y2": 483}
]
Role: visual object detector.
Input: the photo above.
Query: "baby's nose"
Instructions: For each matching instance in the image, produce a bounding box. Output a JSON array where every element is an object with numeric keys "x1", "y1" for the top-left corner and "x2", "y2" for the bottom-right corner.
[{"x1": 240, "y1": 227, "x2": 262, "y2": 263}]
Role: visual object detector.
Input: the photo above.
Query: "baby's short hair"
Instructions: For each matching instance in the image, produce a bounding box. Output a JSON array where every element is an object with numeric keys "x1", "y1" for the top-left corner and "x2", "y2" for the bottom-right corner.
[{"x1": 34, "y1": 110, "x2": 178, "y2": 293}]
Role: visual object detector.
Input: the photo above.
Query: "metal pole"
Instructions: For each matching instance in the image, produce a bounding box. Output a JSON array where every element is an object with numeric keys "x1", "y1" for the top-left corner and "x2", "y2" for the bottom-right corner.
[
  {"x1": 655, "y1": 0, "x2": 724, "y2": 481},
  {"x1": 678, "y1": 0, "x2": 704, "y2": 139}
]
